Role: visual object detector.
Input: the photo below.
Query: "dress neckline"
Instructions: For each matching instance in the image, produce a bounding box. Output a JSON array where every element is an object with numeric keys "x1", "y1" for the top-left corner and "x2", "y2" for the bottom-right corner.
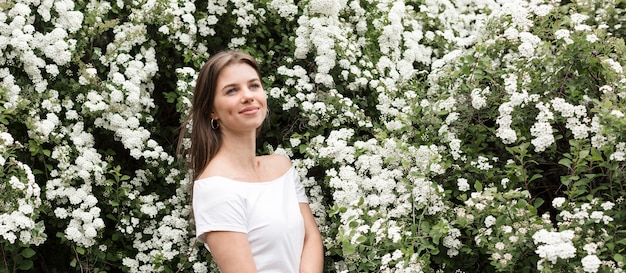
[{"x1": 195, "y1": 165, "x2": 294, "y2": 184}]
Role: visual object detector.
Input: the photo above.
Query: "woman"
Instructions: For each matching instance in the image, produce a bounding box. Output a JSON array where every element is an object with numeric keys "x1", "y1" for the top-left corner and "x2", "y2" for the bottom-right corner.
[{"x1": 177, "y1": 50, "x2": 324, "y2": 273}]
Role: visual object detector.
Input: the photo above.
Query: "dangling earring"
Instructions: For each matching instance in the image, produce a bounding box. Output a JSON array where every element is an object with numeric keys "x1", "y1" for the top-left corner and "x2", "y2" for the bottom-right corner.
[{"x1": 211, "y1": 118, "x2": 220, "y2": 130}]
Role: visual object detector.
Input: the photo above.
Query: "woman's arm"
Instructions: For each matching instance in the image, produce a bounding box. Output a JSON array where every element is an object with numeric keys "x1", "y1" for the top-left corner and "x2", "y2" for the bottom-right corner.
[
  {"x1": 205, "y1": 231, "x2": 258, "y2": 273},
  {"x1": 299, "y1": 203, "x2": 324, "y2": 273}
]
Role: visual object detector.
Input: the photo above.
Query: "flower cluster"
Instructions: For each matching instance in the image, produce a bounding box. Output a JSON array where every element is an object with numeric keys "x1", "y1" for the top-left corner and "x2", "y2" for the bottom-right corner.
[
  {"x1": 533, "y1": 229, "x2": 577, "y2": 265},
  {"x1": 0, "y1": 128, "x2": 46, "y2": 246},
  {"x1": 533, "y1": 198, "x2": 625, "y2": 272},
  {"x1": 459, "y1": 187, "x2": 553, "y2": 271}
]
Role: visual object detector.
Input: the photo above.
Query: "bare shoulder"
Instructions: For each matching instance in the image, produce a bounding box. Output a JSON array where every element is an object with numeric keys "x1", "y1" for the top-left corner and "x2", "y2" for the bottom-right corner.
[
  {"x1": 266, "y1": 153, "x2": 292, "y2": 165},
  {"x1": 197, "y1": 157, "x2": 231, "y2": 180},
  {"x1": 260, "y1": 154, "x2": 292, "y2": 175}
]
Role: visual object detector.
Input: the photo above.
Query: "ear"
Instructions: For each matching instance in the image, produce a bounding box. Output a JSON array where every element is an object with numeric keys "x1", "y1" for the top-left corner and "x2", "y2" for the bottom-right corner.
[{"x1": 210, "y1": 112, "x2": 219, "y2": 120}]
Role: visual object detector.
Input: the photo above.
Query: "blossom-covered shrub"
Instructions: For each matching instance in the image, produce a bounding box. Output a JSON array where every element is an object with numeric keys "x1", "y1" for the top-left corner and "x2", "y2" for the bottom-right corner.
[
  {"x1": 0, "y1": 87, "x2": 46, "y2": 271},
  {"x1": 1, "y1": 0, "x2": 625, "y2": 272}
]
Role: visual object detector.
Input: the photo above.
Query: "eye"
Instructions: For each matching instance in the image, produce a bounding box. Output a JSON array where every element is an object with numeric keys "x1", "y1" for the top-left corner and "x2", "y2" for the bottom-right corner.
[
  {"x1": 250, "y1": 83, "x2": 261, "y2": 90},
  {"x1": 225, "y1": 88, "x2": 237, "y2": 94}
]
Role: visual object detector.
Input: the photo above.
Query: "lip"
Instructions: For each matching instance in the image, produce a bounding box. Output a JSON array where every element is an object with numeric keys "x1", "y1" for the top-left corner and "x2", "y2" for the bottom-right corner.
[{"x1": 239, "y1": 106, "x2": 260, "y2": 114}]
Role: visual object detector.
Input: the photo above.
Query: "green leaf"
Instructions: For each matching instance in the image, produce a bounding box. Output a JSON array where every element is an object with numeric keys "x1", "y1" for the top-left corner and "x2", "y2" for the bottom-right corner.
[
  {"x1": 474, "y1": 181, "x2": 483, "y2": 192},
  {"x1": 529, "y1": 173, "x2": 543, "y2": 182},
  {"x1": 533, "y1": 197, "x2": 544, "y2": 209},
  {"x1": 458, "y1": 193, "x2": 467, "y2": 201},
  {"x1": 21, "y1": 248, "x2": 36, "y2": 258},
  {"x1": 558, "y1": 158, "x2": 572, "y2": 168},
  {"x1": 76, "y1": 246, "x2": 86, "y2": 255},
  {"x1": 421, "y1": 221, "x2": 430, "y2": 233},
  {"x1": 560, "y1": 176, "x2": 571, "y2": 186},
  {"x1": 591, "y1": 148, "x2": 603, "y2": 161},
  {"x1": 579, "y1": 149, "x2": 589, "y2": 159},
  {"x1": 343, "y1": 243, "x2": 356, "y2": 255},
  {"x1": 615, "y1": 254, "x2": 624, "y2": 263},
  {"x1": 18, "y1": 260, "x2": 33, "y2": 270}
]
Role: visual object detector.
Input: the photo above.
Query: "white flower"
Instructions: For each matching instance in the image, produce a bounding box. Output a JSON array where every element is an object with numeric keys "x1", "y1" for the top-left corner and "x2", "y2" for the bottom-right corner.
[
  {"x1": 9, "y1": 176, "x2": 25, "y2": 190},
  {"x1": 385, "y1": 120, "x2": 404, "y2": 131},
  {"x1": 518, "y1": 42, "x2": 535, "y2": 57},
  {"x1": 603, "y1": 58, "x2": 623, "y2": 73},
  {"x1": 307, "y1": 0, "x2": 341, "y2": 16},
  {"x1": 532, "y1": 4, "x2": 552, "y2": 17},
  {"x1": 600, "y1": 201, "x2": 614, "y2": 211},
  {"x1": 501, "y1": 178, "x2": 510, "y2": 188},
  {"x1": 586, "y1": 34, "x2": 598, "y2": 43},
  {"x1": 289, "y1": 137, "x2": 301, "y2": 147},
  {"x1": 457, "y1": 178, "x2": 470, "y2": 192},
  {"x1": 471, "y1": 156, "x2": 493, "y2": 170},
  {"x1": 610, "y1": 110, "x2": 624, "y2": 118},
  {"x1": 554, "y1": 29, "x2": 573, "y2": 44},
  {"x1": 581, "y1": 255, "x2": 601, "y2": 273},
  {"x1": 495, "y1": 242, "x2": 505, "y2": 250},
  {"x1": 501, "y1": 225, "x2": 512, "y2": 233},
  {"x1": 571, "y1": 13, "x2": 590, "y2": 24},
  {"x1": 0, "y1": 132, "x2": 14, "y2": 146},
  {"x1": 583, "y1": 243, "x2": 597, "y2": 254},
  {"x1": 575, "y1": 24, "x2": 592, "y2": 31},
  {"x1": 443, "y1": 228, "x2": 461, "y2": 257},
  {"x1": 18, "y1": 204, "x2": 34, "y2": 214},
  {"x1": 532, "y1": 229, "x2": 577, "y2": 264},
  {"x1": 610, "y1": 143, "x2": 626, "y2": 161},
  {"x1": 484, "y1": 215, "x2": 496, "y2": 228},
  {"x1": 471, "y1": 87, "x2": 490, "y2": 109},
  {"x1": 589, "y1": 211, "x2": 604, "y2": 223},
  {"x1": 503, "y1": 27, "x2": 519, "y2": 41},
  {"x1": 530, "y1": 122, "x2": 554, "y2": 152},
  {"x1": 552, "y1": 197, "x2": 566, "y2": 208},
  {"x1": 192, "y1": 262, "x2": 209, "y2": 273},
  {"x1": 35, "y1": 113, "x2": 60, "y2": 139}
]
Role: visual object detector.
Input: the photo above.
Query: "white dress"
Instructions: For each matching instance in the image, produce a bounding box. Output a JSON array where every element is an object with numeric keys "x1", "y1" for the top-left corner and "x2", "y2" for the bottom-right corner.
[{"x1": 193, "y1": 166, "x2": 308, "y2": 273}]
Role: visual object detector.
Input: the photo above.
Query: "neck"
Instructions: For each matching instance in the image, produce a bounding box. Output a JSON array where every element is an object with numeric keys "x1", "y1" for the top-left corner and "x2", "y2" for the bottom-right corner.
[{"x1": 217, "y1": 129, "x2": 259, "y2": 169}]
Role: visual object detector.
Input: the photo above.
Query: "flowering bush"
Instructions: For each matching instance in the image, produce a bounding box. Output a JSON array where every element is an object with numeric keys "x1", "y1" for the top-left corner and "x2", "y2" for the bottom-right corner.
[
  {"x1": 1, "y1": 0, "x2": 625, "y2": 272},
  {"x1": 0, "y1": 101, "x2": 46, "y2": 271}
]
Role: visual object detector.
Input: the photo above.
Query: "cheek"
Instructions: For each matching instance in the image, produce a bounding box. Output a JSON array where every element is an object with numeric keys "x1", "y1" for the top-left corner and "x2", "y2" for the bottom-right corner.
[
  {"x1": 255, "y1": 93, "x2": 267, "y2": 108},
  {"x1": 213, "y1": 100, "x2": 235, "y2": 116}
]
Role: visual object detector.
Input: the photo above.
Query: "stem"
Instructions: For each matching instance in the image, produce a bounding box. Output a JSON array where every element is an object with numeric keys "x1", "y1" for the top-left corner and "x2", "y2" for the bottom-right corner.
[
  {"x1": 175, "y1": 241, "x2": 196, "y2": 273},
  {"x1": 72, "y1": 244, "x2": 85, "y2": 273},
  {"x1": 1, "y1": 244, "x2": 10, "y2": 273}
]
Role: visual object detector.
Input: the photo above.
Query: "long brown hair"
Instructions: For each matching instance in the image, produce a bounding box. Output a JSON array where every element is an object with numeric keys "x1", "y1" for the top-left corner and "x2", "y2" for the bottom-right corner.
[{"x1": 177, "y1": 50, "x2": 262, "y2": 181}]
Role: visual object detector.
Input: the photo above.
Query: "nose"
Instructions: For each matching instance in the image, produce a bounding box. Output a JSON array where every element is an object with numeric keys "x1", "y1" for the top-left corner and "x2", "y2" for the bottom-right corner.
[{"x1": 241, "y1": 87, "x2": 255, "y2": 103}]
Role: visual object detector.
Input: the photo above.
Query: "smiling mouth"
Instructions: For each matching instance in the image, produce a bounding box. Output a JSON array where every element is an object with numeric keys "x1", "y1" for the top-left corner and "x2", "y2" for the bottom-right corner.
[{"x1": 239, "y1": 107, "x2": 260, "y2": 114}]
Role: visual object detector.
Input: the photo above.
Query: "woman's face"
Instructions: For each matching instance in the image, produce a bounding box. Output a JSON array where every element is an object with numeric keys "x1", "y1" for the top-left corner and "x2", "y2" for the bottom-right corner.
[{"x1": 211, "y1": 62, "x2": 266, "y2": 133}]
